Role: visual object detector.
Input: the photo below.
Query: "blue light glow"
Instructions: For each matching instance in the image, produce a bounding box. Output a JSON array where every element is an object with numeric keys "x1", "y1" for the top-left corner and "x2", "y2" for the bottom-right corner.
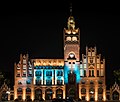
[
  {"x1": 74, "y1": 64, "x2": 80, "y2": 83},
  {"x1": 64, "y1": 65, "x2": 70, "y2": 84}
]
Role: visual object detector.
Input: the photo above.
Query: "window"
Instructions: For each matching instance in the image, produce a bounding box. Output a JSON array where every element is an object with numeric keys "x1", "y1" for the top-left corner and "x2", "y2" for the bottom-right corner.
[
  {"x1": 72, "y1": 37, "x2": 77, "y2": 41},
  {"x1": 35, "y1": 71, "x2": 41, "y2": 76},
  {"x1": 80, "y1": 69, "x2": 84, "y2": 77},
  {"x1": 92, "y1": 70, "x2": 94, "y2": 77},
  {"x1": 17, "y1": 72, "x2": 20, "y2": 77},
  {"x1": 98, "y1": 87, "x2": 103, "y2": 94},
  {"x1": 26, "y1": 80, "x2": 31, "y2": 84},
  {"x1": 69, "y1": 53, "x2": 75, "y2": 59},
  {"x1": 46, "y1": 80, "x2": 52, "y2": 85},
  {"x1": 57, "y1": 71, "x2": 63, "y2": 76},
  {"x1": 89, "y1": 70, "x2": 94, "y2": 77},
  {"x1": 26, "y1": 88, "x2": 31, "y2": 93},
  {"x1": 36, "y1": 80, "x2": 41, "y2": 85},
  {"x1": 81, "y1": 88, "x2": 86, "y2": 94},
  {"x1": 97, "y1": 70, "x2": 99, "y2": 77},
  {"x1": 23, "y1": 59, "x2": 26, "y2": 64},
  {"x1": 89, "y1": 88, "x2": 95, "y2": 94},
  {"x1": 17, "y1": 88, "x2": 22, "y2": 93},
  {"x1": 81, "y1": 80, "x2": 85, "y2": 84},
  {"x1": 66, "y1": 37, "x2": 71, "y2": 41},
  {"x1": 57, "y1": 80, "x2": 63, "y2": 85},
  {"x1": 23, "y1": 65, "x2": 26, "y2": 69},
  {"x1": 90, "y1": 80, "x2": 94, "y2": 84},
  {"x1": 18, "y1": 81, "x2": 22, "y2": 85},
  {"x1": 23, "y1": 71, "x2": 26, "y2": 76},
  {"x1": 28, "y1": 70, "x2": 32, "y2": 76},
  {"x1": 98, "y1": 80, "x2": 103, "y2": 84},
  {"x1": 46, "y1": 71, "x2": 52, "y2": 76},
  {"x1": 89, "y1": 70, "x2": 91, "y2": 77},
  {"x1": 84, "y1": 70, "x2": 86, "y2": 77}
]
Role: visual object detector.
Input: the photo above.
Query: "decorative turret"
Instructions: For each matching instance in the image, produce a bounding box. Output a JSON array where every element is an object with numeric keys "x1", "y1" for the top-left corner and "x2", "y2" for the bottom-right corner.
[{"x1": 67, "y1": 16, "x2": 75, "y2": 30}]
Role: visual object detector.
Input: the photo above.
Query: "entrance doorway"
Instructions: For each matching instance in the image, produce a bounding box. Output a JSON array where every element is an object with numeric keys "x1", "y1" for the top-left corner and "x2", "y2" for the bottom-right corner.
[
  {"x1": 45, "y1": 89, "x2": 53, "y2": 100},
  {"x1": 35, "y1": 89, "x2": 42, "y2": 100},
  {"x1": 56, "y1": 89, "x2": 63, "y2": 99}
]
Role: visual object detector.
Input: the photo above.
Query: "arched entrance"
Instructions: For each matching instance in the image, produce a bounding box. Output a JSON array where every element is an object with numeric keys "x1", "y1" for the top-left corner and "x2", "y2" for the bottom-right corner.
[
  {"x1": 1, "y1": 91, "x2": 8, "y2": 101},
  {"x1": 56, "y1": 89, "x2": 63, "y2": 99},
  {"x1": 35, "y1": 89, "x2": 42, "y2": 100},
  {"x1": 45, "y1": 89, "x2": 53, "y2": 100},
  {"x1": 26, "y1": 88, "x2": 31, "y2": 100},
  {"x1": 68, "y1": 88, "x2": 76, "y2": 98},
  {"x1": 17, "y1": 88, "x2": 22, "y2": 101},
  {"x1": 81, "y1": 88, "x2": 86, "y2": 100},
  {"x1": 89, "y1": 88, "x2": 95, "y2": 101},
  {"x1": 112, "y1": 91, "x2": 119, "y2": 100}
]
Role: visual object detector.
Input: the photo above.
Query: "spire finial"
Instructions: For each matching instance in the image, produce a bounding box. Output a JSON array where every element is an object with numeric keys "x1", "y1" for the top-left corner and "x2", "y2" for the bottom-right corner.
[{"x1": 70, "y1": 3, "x2": 72, "y2": 16}]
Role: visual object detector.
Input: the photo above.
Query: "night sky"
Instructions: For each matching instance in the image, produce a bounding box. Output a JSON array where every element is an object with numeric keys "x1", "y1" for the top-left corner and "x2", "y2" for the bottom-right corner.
[{"x1": 0, "y1": 1, "x2": 120, "y2": 88}]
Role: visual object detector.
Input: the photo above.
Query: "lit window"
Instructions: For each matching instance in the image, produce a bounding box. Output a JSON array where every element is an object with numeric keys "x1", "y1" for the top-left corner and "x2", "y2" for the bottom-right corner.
[
  {"x1": 23, "y1": 65, "x2": 26, "y2": 69},
  {"x1": 57, "y1": 80, "x2": 63, "y2": 85},
  {"x1": 46, "y1": 71, "x2": 52, "y2": 76},
  {"x1": 72, "y1": 37, "x2": 77, "y2": 41},
  {"x1": 23, "y1": 59, "x2": 26, "y2": 64},
  {"x1": 35, "y1": 71, "x2": 41, "y2": 76},
  {"x1": 26, "y1": 80, "x2": 31, "y2": 84},
  {"x1": 66, "y1": 37, "x2": 71, "y2": 41},
  {"x1": 46, "y1": 80, "x2": 52, "y2": 85},
  {"x1": 81, "y1": 88, "x2": 86, "y2": 94},
  {"x1": 36, "y1": 80, "x2": 41, "y2": 85},
  {"x1": 69, "y1": 53, "x2": 75, "y2": 59},
  {"x1": 57, "y1": 71, "x2": 63, "y2": 76}
]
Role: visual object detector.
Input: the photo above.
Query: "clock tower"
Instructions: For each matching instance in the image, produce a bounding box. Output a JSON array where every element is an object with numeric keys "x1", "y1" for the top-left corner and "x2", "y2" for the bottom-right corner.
[{"x1": 63, "y1": 15, "x2": 80, "y2": 99}]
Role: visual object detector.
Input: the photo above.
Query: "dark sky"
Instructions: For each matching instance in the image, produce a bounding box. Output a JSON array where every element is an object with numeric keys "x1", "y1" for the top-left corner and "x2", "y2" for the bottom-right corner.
[{"x1": 0, "y1": 1, "x2": 120, "y2": 88}]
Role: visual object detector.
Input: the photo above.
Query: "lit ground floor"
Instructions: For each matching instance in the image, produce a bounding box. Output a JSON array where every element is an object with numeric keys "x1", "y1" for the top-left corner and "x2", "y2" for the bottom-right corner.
[
  {"x1": 1, "y1": 83, "x2": 120, "y2": 101},
  {"x1": 13, "y1": 85, "x2": 106, "y2": 101}
]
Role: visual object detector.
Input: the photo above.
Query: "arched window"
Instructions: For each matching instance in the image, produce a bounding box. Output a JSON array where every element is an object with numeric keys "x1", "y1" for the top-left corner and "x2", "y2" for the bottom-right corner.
[
  {"x1": 72, "y1": 37, "x2": 77, "y2": 41},
  {"x1": 98, "y1": 87, "x2": 103, "y2": 94},
  {"x1": 89, "y1": 88, "x2": 95, "y2": 94},
  {"x1": 26, "y1": 88, "x2": 31, "y2": 93},
  {"x1": 66, "y1": 37, "x2": 71, "y2": 41},
  {"x1": 17, "y1": 88, "x2": 22, "y2": 93},
  {"x1": 81, "y1": 88, "x2": 86, "y2": 94},
  {"x1": 69, "y1": 53, "x2": 75, "y2": 59}
]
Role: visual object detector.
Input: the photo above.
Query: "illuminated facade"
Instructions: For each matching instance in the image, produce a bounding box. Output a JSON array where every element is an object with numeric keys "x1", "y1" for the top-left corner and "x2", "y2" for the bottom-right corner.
[{"x1": 14, "y1": 15, "x2": 106, "y2": 101}]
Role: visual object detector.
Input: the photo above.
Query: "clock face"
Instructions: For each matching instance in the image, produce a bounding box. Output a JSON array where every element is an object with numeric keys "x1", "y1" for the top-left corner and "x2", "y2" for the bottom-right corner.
[{"x1": 69, "y1": 53, "x2": 75, "y2": 58}]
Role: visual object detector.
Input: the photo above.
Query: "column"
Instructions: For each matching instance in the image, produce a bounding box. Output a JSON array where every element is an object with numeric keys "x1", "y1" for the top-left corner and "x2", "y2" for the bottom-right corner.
[
  {"x1": 86, "y1": 86, "x2": 89, "y2": 101},
  {"x1": 103, "y1": 86, "x2": 106, "y2": 101},
  {"x1": 53, "y1": 87, "x2": 56, "y2": 98},
  {"x1": 14, "y1": 86, "x2": 17, "y2": 100},
  {"x1": 31, "y1": 87, "x2": 34, "y2": 101},
  {"x1": 42, "y1": 88, "x2": 45, "y2": 100},
  {"x1": 23, "y1": 87, "x2": 26, "y2": 101},
  {"x1": 79, "y1": 84, "x2": 81, "y2": 99},
  {"x1": 8, "y1": 94, "x2": 10, "y2": 101},
  {"x1": 95, "y1": 85, "x2": 98, "y2": 101}
]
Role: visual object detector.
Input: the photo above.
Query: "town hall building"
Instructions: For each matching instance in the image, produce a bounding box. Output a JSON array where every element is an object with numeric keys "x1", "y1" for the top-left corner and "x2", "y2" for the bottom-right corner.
[{"x1": 13, "y1": 14, "x2": 106, "y2": 101}]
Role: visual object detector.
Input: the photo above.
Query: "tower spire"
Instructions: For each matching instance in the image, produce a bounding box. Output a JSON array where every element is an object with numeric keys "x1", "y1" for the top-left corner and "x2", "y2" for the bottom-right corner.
[{"x1": 70, "y1": 3, "x2": 72, "y2": 16}]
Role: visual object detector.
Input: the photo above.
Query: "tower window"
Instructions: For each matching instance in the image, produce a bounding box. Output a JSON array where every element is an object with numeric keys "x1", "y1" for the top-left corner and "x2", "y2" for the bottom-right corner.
[
  {"x1": 66, "y1": 37, "x2": 71, "y2": 41},
  {"x1": 72, "y1": 37, "x2": 77, "y2": 41},
  {"x1": 69, "y1": 53, "x2": 75, "y2": 59}
]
